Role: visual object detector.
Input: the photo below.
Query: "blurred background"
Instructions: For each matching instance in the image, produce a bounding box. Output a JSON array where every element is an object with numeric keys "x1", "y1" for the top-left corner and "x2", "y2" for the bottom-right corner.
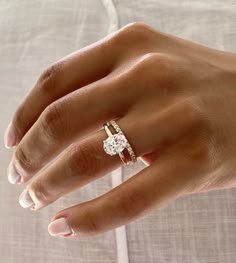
[{"x1": 0, "y1": 1, "x2": 236, "y2": 262}]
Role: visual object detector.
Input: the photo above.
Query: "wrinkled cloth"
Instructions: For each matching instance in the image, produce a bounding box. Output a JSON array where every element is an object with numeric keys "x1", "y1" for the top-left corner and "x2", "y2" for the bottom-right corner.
[{"x1": 0, "y1": 0, "x2": 236, "y2": 262}]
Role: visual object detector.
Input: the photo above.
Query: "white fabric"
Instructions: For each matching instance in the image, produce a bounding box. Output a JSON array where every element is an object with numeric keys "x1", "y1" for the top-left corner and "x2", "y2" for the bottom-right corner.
[
  {"x1": 111, "y1": 168, "x2": 129, "y2": 263},
  {"x1": 0, "y1": 0, "x2": 236, "y2": 262}
]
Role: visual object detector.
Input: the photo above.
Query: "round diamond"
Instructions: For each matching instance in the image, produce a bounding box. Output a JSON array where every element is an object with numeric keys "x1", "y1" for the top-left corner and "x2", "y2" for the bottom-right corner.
[{"x1": 103, "y1": 134, "x2": 127, "y2": 156}]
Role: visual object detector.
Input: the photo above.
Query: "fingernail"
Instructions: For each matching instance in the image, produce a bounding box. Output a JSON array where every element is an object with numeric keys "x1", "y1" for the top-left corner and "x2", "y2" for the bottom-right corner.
[
  {"x1": 19, "y1": 189, "x2": 35, "y2": 209},
  {"x1": 7, "y1": 161, "x2": 21, "y2": 184},
  {"x1": 48, "y1": 218, "x2": 72, "y2": 237},
  {"x1": 4, "y1": 122, "x2": 17, "y2": 149}
]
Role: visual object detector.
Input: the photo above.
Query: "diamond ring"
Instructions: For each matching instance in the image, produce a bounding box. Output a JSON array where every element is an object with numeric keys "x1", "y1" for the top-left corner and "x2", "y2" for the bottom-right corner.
[{"x1": 103, "y1": 120, "x2": 137, "y2": 165}]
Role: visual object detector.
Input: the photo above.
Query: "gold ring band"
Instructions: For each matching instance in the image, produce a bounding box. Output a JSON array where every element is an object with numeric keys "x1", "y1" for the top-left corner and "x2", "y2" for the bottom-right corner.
[
  {"x1": 103, "y1": 124, "x2": 129, "y2": 165},
  {"x1": 103, "y1": 120, "x2": 137, "y2": 165}
]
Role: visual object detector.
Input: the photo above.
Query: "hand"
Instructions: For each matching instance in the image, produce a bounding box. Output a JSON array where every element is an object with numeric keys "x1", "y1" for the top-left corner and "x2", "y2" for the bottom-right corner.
[{"x1": 4, "y1": 22, "x2": 236, "y2": 238}]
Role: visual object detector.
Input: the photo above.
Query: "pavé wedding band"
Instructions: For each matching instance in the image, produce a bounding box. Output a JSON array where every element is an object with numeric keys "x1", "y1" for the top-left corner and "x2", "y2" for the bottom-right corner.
[{"x1": 103, "y1": 120, "x2": 137, "y2": 165}]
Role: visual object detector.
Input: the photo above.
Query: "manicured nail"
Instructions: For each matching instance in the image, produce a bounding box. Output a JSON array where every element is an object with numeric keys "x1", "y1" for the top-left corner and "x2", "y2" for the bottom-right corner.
[
  {"x1": 4, "y1": 122, "x2": 17, "y2": 149},
  {"x1": 7, "y1": 161, "x2": 21, "y2": 184},
  {"x1": 48, "y1": 218, "x2": 72, "y2": 237},
  {"x1": 19, "y1": 189, "x2": 35, "y2": 209}
]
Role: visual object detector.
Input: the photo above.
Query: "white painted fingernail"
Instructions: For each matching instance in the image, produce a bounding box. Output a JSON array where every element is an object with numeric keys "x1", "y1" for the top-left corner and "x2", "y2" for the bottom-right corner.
[
  {"x1": 48, "y1": 218, "x2": 72, "y2": 237},
  {"x1": 19, "y1": 189, "x2": 35, "y2": 209},
  {"x1": 7, "y1": 160, "x2": 21, "y2": 184}
]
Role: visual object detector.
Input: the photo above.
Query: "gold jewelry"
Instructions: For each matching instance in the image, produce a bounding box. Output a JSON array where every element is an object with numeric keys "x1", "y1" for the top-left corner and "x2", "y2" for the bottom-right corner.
[{"x1": 103, "y1": 120, "x2": 137, "y2": 165}]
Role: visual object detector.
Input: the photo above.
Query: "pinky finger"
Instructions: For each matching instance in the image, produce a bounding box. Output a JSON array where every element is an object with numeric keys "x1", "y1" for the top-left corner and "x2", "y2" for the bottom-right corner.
[{"x1": 48, "y1": 154, "x2": 190, "y2": 238}]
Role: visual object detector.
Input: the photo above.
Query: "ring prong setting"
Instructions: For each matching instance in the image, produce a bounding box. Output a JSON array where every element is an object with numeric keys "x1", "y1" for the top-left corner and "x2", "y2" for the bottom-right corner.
[{"x1": 103, "y1": 134, "x2": 128, "y2": 156}]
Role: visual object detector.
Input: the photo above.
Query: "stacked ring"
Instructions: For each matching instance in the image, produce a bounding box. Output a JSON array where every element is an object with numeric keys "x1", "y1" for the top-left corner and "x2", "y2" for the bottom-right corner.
[{"x1": 103, "y1": 120, "x2": 137, "y2": 165}]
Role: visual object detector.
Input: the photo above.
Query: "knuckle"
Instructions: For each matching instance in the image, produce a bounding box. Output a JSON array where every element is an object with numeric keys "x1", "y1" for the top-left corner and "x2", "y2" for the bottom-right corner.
[
  {"x1": 29, "y1": 179, "x2": 51, "y2": 205},
  {"x1": 122, "y1": 21, "x2": 151, "y2": 33},
  {"x1": 135, "y1": 52, "x2": 161, "y2": 70},
  {"x1": 14, "y1": 146, "x2": 33, "y2": 172},
  {"x1": 38, "y1": 62, "x2": 64, "y2": 94},
  {"x1": 112, "y1": 22, "x2": 154, "y2": 46},
  {"x1": 41, "y1": 101, "x2": 64, "y2": 142},
  {"x1": 68, "y1": 140, "x2": 101, "y2": 177},
  {"x1": 131, "y1": 53, "x2": 174, "y2": 83}
]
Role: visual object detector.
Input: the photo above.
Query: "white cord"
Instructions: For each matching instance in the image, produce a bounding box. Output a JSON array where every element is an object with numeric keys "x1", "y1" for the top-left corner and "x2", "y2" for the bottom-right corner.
[{"x1": 111, "y1": 167, "x2": 130, "y2": 263}]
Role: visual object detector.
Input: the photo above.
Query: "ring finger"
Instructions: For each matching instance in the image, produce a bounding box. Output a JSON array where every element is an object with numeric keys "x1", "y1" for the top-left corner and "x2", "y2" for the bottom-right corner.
[{"x1": 18, "y1": 128, "x2": 122, "y2": 210}]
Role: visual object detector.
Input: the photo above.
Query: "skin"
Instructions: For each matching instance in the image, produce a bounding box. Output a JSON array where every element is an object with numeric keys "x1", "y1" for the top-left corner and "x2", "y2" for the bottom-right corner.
[{"x1": 4, "y1": 22, "x2": 236, "y2": 238}]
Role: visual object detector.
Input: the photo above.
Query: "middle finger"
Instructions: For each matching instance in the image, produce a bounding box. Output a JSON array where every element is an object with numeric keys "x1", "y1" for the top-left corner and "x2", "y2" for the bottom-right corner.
[{"x1": 7, "y1": 75, "x2": 136, "y2": 185}]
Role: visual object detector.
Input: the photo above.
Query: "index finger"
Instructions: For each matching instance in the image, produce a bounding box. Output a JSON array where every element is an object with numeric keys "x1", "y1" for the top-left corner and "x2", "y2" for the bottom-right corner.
[{"x1": 4, "y1": 36, "x2": 115, "y2": 149}]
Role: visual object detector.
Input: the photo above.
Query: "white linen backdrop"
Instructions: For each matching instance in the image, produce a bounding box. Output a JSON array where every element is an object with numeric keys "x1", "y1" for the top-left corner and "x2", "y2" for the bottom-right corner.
[{"x1": 0, "y1": 0, "x2": 236, "y2": 262}]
